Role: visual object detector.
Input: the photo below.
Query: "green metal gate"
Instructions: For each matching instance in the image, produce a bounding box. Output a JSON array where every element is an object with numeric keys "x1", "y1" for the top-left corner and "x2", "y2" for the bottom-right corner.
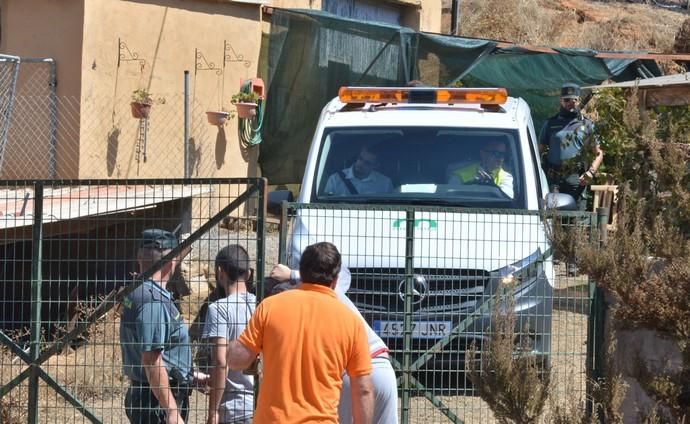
[
  {"x1": 278, "y1": 202, "x2": 606, "y2": 423},
  {"x1": 0, "y1": 180, "x2": 608, "y2": 423},
  {"x1": 0, "y1": 178, "x2": 266, "y2": 423}
]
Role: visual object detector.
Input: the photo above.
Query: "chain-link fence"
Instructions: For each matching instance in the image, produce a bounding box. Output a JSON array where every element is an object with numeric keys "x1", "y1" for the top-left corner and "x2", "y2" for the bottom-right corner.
[
  {"x1": 0, "y1": 178, "x2": 267, "y2": 423},
  {"x1": 0, "y1": 54, "x2": 21, "y2": 177},
  {"x1": 0, "y1": 58, "x2": 256, "y2": 180},
  {"x1": 279, "y1": 203, "x2": 603, "y2": 423},
  {"x1": 2, "y1": 59, "x2": 59, "y2": 179},
  {"x1": 78, "y1": 92, "x2": 238, "y2": 180}
]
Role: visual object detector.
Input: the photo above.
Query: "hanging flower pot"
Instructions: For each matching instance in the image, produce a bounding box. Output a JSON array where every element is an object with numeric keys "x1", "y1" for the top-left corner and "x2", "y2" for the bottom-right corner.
[
  {"x1": 206, "y1": 110, "x2": 231, "y2": 126},
  {"x1": 234, "y1": 102, "x2": 257, "y2": 119},
  {"x1": 130, "y1": 101, "x2": 152, "y2": 119},
  {"x1": 130, "y1": 89, "x2": 156, "y2": 119},
  {"x1": 231, "y1": 90, "x2": 261, "y2": 120}
]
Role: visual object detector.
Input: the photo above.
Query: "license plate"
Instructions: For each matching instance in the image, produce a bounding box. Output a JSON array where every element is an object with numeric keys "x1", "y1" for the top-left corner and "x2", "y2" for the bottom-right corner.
[{"x1": 373, "y1": 320, "x2": 452, "y2": 339}]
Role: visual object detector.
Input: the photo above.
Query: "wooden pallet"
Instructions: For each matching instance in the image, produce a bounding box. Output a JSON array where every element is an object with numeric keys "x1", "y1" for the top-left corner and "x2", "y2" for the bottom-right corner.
[{"x1": 591, "y1": 184, "x2": 618, "y2": 231}]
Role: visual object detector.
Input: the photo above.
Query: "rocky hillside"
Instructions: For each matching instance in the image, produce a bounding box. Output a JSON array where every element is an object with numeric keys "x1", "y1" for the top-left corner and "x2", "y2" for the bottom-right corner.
[{"x1": 455, "y1": 0, "x2": 688, "y2": 56}]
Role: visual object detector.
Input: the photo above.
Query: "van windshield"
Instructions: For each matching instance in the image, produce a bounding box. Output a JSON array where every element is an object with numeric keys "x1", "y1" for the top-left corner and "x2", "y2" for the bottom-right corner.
[{"x1": 313, "y1": 126, "x2": 525, "y2": 208}]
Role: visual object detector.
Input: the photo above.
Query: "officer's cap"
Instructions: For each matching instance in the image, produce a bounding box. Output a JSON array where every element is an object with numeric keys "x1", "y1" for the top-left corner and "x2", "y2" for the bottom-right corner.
[
  {"x1": 560, "y1": 83, "x2": 581, "y2": 99},
  {"x1": 139, "y1": 228, "x2": 178, "y2": 250}
]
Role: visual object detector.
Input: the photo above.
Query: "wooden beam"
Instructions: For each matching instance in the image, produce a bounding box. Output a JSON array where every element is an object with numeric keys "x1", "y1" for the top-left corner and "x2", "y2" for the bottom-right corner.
[
  {"x1": 494, "y1": 42, "x2": 690, "y2": 61},
  {"x1": 594, "y1": 52, "x2": 690, "y2": 61},
  {"x1": 644, "y1": 86, "x2": 690, "y2": 108}
]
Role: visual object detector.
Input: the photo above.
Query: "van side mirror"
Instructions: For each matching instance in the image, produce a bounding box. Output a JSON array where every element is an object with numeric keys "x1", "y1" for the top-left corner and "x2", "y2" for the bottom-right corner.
[
  {"x1": 544, "y1": 193, "x2": 577, "y2": 210},
  {"x1": 267, "y1": 190, "x2": 294, "y2": 216}
]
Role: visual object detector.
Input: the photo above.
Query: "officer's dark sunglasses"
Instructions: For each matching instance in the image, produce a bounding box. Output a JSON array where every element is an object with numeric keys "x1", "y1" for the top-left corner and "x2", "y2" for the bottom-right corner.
[{"x1": 482, "y1": 149, "x2": 506, "y2": 159}]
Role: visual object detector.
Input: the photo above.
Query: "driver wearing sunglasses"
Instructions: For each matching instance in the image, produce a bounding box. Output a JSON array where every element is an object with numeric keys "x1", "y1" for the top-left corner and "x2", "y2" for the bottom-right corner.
[{"x1": 448, "y1": 140, "x2": 514, "y2": 198}]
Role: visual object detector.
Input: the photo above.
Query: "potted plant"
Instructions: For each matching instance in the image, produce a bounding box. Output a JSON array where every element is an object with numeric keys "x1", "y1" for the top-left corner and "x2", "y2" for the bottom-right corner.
[
  {"x1": 231, "y1": 91, "x2": 261, "y2": 119},
  {"x1": 206, "y1": 107, "x2": 234, "y2": 127},
  {"x1": 130, "y1": 89, "x2": 154, "y2": 119}
]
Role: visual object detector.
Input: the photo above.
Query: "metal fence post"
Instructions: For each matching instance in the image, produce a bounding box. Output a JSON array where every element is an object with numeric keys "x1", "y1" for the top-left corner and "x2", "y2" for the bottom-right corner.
[
  {"x1": 28, "y1": 182, "x2": 44, "y2": 424},
  {"x1": 593, "y1": 207, "x2": 609, "y2": 379},
  {"x1": 278, "y1": 201, "x2": 289, "y2": 264},
  {"x1": 183, "y1": 70, "x2": 190, "y2": 178},
  {"x1": 47, "y1": 59, "x2": 58, "y2": 178},
  {"x1": 401, "y1": 209, "x2": 415, "y2": 424},
  {"x1": 586, "y1": 207, "x2": 609, "y2": 417},
  {"x1": 255, "y1": 178, "x2": 267, "y2": 302}
]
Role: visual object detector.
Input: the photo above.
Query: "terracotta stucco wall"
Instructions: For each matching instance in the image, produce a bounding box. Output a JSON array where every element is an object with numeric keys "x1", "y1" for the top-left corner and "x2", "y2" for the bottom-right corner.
[
  {"x1": 0, "y1": 0, "x2": 84, "y2": 179},
  {"x1": 80, "y1": 0, "x2": 262, "y2": 179}
]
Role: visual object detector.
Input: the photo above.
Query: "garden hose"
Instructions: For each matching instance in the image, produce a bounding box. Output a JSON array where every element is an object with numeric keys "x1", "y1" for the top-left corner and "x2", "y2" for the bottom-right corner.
[{"x1": 238, "y1": 80, "x2": 265, "y2": 148}]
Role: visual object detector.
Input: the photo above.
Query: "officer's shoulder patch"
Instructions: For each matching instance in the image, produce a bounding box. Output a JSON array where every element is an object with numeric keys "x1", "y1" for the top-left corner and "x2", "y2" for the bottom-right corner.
[{"x1": 122, "y1": 298, "x2": 133, "y2": 309}]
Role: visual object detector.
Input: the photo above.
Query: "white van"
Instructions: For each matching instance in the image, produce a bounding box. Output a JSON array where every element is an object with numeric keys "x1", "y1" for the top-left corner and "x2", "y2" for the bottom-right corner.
[{"x1": 269, "y1": 87, "x2": 575, "y2": 376}]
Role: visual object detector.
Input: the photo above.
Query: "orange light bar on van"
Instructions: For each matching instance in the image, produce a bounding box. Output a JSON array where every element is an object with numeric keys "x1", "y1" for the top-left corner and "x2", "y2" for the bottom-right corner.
[{"x1": 338, "y1": 87, "x2": 508, "y2": 105}]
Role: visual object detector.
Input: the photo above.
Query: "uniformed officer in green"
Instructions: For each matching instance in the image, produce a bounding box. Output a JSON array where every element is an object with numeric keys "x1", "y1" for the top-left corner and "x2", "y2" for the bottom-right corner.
[
  {"x1": 539, "y1": 83, "x2": 604, "y2": 210},
  {"x1": 120, "y1": 229, "x2": 195, "y2": 423}
]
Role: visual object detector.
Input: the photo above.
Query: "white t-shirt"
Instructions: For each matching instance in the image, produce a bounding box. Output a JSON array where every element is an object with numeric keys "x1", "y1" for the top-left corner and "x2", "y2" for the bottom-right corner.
[{"x1": 202, "y1": 292, "x2": 256, "y2": 423}]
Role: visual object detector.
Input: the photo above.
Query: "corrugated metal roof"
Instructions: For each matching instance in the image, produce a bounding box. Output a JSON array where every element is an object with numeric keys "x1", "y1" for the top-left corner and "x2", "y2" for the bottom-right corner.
[{"x1": 0, "y1": 184, "x2": 211, "y2": 230}]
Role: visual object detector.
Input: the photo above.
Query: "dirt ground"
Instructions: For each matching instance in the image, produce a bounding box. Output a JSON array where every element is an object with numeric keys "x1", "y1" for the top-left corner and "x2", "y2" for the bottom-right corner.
[{"x1": 1, "y1": 229, "x2": 592, "y2": 423}]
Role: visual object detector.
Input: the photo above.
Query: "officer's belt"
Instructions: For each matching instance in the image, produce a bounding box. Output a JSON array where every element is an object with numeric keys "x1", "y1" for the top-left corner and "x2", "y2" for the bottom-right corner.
[
  {"x1": 129, "y1": 377, "x2": 188, "y2": 389},
  {"x1": 129, "y1": 377, "x2": 193, "y2": 397}
]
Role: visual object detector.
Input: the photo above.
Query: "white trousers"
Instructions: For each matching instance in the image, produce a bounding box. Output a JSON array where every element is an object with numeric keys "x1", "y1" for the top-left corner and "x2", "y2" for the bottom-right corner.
[{"x1": 339, "y1": 357, "x2": 398, "y2": 424}]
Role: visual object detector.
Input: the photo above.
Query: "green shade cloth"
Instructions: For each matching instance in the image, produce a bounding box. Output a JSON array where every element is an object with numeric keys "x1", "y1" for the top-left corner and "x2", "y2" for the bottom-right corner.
[{"x1": 259, "y1": 8, "x2": 660, "y2": 185}]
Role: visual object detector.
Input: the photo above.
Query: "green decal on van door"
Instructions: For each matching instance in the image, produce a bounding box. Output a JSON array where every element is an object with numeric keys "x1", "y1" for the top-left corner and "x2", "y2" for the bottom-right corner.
[{"x1": 392, "y1": 218, "x2": 438, "y2": 230}]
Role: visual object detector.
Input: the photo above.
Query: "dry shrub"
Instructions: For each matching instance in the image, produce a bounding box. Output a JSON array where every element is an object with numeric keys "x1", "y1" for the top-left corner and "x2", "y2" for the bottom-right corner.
[
  {"x1": 0, "y1": 301, "x2": 127, "y2": 420},
  {"x1": 573, "y1": 9, "x2": 680, "y2": 52},
  {"x1": 547, "y1": 86, "x2": 690, "y2": 421},
  {"x1": 459, "y1": 0, "x2": 568, "y2": 45},
  {"x1": 466, "y1": 290, "x2": 551, "y2": 424},
  {"x1": 592, "y1": 335, "x2": 628, "y2": 424},
  {"x1": 47, "y1": 313, "x2": 126, "y2": 402},
  {"x1": 549, "y1": 197, "x2": 690, "y2": 421},
  {"x1": 545, "y1": 367, "x2": 592, "y2": 424},
  {"x1": 0, "y1": 390, "x2": 27, "y2": 424},
  {"x1": 575, "y1": 14, "x2": 638, "y2": 51},
  {"x1": 459, "y1": 0, "x2": 684, "y2": 52},
  {"x1": 546, "y1": 370, "x2": 627, "y2": 424}
]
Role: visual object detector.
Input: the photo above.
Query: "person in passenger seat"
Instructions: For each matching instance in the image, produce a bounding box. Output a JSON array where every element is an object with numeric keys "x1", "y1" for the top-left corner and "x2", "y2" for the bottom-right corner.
[
  {"x1": 447, "y1": 139, "x2": 514, "y2": 199},
  {"x1": 324, "y1": 146, "x2": 393, "y2": 196}
]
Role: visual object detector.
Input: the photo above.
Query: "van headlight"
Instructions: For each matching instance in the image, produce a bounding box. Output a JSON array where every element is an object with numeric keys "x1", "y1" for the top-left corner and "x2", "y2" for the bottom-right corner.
[{"x1": 491, "y1": 249, "x2": 544, "y2": 292}]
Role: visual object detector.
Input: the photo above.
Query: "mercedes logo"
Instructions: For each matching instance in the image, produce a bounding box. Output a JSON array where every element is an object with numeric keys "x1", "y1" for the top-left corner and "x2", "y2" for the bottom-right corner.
[{"x1": 398, "y1": 275, "x2": 429, "y2": 305}]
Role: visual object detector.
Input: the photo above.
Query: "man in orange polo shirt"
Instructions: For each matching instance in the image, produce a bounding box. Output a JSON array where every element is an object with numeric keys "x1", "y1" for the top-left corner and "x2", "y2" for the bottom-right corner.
[{"x1": 225, "y1": 242, "x2": 374, "y2": 423}]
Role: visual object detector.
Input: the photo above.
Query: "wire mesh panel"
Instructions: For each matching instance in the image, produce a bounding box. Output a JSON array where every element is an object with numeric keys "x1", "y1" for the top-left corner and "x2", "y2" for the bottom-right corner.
[
  {"x1": 0, "y1": 55, "x2": 21, "y2": 177},
  {"x1": 0, "y1": 178, "x2": 266, "y2": 423},
  {"x1": 0, "y1": 59, "x2": 59, "y2": 180},
  {"x1": 279, "y1": 202, "x2": 598, "y2": 423}
]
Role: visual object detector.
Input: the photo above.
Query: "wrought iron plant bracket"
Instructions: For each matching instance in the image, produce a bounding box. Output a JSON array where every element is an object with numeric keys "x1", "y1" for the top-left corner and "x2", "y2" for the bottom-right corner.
[
  {"x1": 195, "y1": 48, "x2": 223, "y2": 75},
  {"x1": 224, "y1": 40, "x2": 251, "y2": 68},
  {"x1": 117, "y1": 38, "x2": 147, "y2": 70}
]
